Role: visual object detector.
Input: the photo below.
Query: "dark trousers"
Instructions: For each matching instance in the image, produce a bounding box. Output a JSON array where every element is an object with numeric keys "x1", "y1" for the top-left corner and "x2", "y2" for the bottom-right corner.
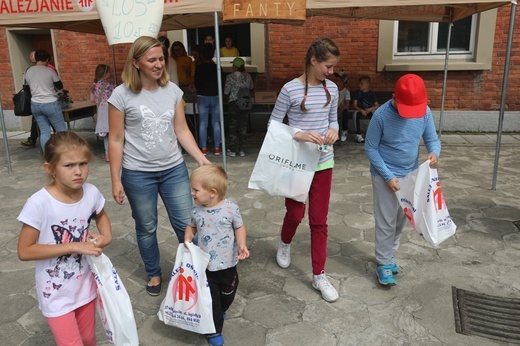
[
  {"x1": 227, "y1": 102, "x2": 248, "y2": 152},
  {"x1": 30, "y1": 117, "x2": 38, "y2": 141},
  {"x1": 206, "y1": 266, "x2": 239, "y2": 333},
  {"x1": 352, "y1": 110, "x2": 373, "y2": 134}
]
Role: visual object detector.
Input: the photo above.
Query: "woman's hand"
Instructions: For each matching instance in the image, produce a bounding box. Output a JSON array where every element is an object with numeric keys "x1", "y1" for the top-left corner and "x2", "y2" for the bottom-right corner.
[{"x1": 112, "y1": 181, "x2": 125, "y2": 205}]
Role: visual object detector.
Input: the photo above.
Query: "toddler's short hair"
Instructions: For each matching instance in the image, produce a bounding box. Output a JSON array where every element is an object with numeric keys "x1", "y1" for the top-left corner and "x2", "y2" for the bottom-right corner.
[{"x1": 190, "y1": 165, "x2": 228, "y2": 199}]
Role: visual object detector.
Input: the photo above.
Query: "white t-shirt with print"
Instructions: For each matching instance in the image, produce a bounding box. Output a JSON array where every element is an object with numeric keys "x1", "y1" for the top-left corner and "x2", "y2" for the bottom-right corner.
[{"x1": 17, "y1": 183, "x2": 105, "y2": 318}]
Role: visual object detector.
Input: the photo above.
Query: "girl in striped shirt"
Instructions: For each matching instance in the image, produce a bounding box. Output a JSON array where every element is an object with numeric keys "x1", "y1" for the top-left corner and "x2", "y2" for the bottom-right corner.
[{"x1": 270, "y1": 37, "x2": 340, "y2": 302}]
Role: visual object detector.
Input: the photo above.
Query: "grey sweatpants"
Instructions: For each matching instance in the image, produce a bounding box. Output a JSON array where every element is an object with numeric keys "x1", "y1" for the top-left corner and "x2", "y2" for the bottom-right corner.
[{"x1": 372, "y1": 174, "x2": 407, "y2": 265}]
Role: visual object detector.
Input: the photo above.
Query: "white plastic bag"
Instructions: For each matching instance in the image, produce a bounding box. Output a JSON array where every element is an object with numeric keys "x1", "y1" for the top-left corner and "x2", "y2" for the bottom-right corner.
[
  {"x1": 157, "y1": 242, "x2": 215, "y2": 334},
  {"x1": 395, "y1": 160, "x2": 457, "y2": 247},
  {"x1": 86, "y1": 254, "x2": 139, "y2": 346},
  {"x1": 248, "y1": 121, "x2": 322, "y2": 202}
]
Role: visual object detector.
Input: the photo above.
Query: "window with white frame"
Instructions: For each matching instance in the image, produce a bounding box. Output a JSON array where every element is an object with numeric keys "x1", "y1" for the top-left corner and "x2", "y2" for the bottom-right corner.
[
  {"x1": 394, "y1": 15, "x2": 476, "y2": 59},
  {"x1": 377, "y1": 10, "x2": 497, "y2": 72}
]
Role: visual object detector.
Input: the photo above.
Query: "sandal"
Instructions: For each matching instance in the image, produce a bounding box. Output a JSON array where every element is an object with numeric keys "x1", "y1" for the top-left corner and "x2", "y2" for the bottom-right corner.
[{"x1": 100, "y1": 154, "x2": 109, "y2": 162}]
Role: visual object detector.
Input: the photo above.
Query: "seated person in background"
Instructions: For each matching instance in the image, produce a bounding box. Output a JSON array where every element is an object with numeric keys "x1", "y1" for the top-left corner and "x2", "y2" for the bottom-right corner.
[
  {"x1": 220, "y1": 36, "x2": 240, "y2": 57},
  {"x1": 352, "y1": 75, "x2": 379, "y2": 143},
  {"x1": 332, "y1": 72, "x2": 351, "y2": 142}
]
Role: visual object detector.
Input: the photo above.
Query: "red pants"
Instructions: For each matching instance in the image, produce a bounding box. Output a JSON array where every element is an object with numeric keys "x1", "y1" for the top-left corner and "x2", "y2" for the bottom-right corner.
[
  {"x1": 280, "y1": 169, "x2": 332, "y2": 275},
  {"x1": 46, "y1": 298, "x2": 96, "y2": 346}
]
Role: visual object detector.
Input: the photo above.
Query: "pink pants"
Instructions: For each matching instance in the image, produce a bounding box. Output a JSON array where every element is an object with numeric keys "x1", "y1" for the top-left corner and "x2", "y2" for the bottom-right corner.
[
  {"x1": 280, "y1": 168, "x2": 332, "y2": 275},
  {"x1": 46, "y1": 298, "x2": 96, "y2": 346}
]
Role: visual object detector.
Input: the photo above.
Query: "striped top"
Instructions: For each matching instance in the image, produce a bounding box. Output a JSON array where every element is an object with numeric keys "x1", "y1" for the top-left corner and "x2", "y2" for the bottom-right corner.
[
  {"x1": 269, "y1": 78, "x2": 339, "y2": 166},
  {"x1": 365, "y1": 100, "x2": 441, "y2": 181}
]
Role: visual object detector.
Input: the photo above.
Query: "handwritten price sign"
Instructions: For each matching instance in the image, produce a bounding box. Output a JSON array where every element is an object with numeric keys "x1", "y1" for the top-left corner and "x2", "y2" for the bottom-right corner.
[{"x1": 96, "y1": 0, "x2": 164, "y2": 45}]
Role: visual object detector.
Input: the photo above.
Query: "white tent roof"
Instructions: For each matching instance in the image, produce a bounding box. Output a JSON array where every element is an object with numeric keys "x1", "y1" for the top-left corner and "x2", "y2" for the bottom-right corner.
[{"x1": 0, "y1": 0, "x2": 510, "y2": 34}]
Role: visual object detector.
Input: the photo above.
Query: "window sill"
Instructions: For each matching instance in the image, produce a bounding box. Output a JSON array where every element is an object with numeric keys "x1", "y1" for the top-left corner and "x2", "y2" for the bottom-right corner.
[{"x1": 383, "y1": 60, "x2": 489, "y2": 72}]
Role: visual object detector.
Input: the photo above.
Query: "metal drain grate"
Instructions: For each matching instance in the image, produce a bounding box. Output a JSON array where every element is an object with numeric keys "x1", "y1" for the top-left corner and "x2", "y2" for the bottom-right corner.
[{"x1": 452, "y1": 286, "x2": 520, "y2": 344}]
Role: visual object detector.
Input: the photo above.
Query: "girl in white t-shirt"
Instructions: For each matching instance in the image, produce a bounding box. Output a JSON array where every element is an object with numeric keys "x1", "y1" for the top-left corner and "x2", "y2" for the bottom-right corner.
[{"x1": 17, "y1": 132, "x2": 112, "y2": 346}]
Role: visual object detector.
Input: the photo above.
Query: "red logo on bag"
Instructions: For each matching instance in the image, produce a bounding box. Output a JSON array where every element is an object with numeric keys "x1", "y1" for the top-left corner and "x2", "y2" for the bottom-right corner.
[
  {"x1": 433, "y1": 182, "x2": 446, "y2": 211},
  {"x1": 172, "y1": 267, "x2": 198, "y2": 310}
]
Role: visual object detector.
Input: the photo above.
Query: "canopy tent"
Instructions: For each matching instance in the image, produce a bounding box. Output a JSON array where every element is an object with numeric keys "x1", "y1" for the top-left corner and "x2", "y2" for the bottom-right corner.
[
  {"x1": 0, "y1": 1, "x2": 510, "y2": 33},
  {"x1": 0, "y1": 0, "x2": 515, "y2": 185}
]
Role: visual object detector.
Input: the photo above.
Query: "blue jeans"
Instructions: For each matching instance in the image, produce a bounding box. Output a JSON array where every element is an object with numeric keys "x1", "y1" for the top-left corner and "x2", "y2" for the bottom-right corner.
[
  {"x1": 31, "y1": 100, "x2": 67, "y2": 151},
  {"x1": 197, "y1": 95, "x2": 221, "y2": 148},
  {"x1": 121, "y1": 163, "x2": 193, "y2": 279}
]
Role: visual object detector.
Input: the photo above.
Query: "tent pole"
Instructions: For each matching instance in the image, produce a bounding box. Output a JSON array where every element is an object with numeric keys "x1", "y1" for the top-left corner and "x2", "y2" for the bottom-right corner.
[
  {"x1": 265, "y1": 23, "x2": 270, "y2": 90},
  {"x1": 492, "y1": 0, "x2": 517, "y2": 190},
  {"x1": 111, "y1": 45, "x2": 117, "y2": 85},
  {"x1": 438, "y1": 16, "x2": 453, "y2": 139},
  {"x1": 214, "y1": 11, "x2": 227, "y2": 171},
  {"x1": 0, "y1": 97, "x2": 12, "y2": 174}
]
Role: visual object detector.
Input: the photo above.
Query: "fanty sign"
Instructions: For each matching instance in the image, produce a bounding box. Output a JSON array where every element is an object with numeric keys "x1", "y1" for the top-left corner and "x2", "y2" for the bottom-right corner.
[{"x1": 223, "y1": 0, "x2": 306, "y2": 23}]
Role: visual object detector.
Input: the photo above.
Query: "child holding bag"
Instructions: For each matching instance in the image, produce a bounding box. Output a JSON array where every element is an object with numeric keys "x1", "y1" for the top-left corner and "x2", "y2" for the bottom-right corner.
[
  {"x1": 90, "y1": 64, "x2": 116, "y2": 162},
  {"x1": 270, "y1": 37, "x2": 340, "y2": 302},
  {"x1": 184, "y1": 165, "x2": 249, "y2": 346},
  {"x1": 17, "y1": 132, "x2": 113, "y2": 346}
]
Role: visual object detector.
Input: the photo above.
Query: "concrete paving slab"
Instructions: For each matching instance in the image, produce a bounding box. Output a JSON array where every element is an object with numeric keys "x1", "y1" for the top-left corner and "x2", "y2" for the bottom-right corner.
[{"x1": 1, "y1": 132, "x2": 519, "y2": 345}]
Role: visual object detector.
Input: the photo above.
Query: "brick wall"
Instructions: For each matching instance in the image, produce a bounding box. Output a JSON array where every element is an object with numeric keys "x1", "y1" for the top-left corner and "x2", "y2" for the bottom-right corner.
[{"x1": 1, "y1": 5, "x2": 519, "y2": 112}]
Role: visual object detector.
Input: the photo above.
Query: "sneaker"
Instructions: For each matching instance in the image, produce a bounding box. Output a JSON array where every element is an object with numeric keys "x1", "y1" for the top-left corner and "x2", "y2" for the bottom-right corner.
[
  {"x1": 390, "y1": 258, "x2": 399, "y2": 275},
  {"x1": 340, "y1": 131, "x2": 347, "y2": 142},
  {"x1": 238, "y1": 150, "x2": 246, "y2": 157},
  {"x1": 20, "y1": 138, "x2": 36, "y2": 148},
  {"x1": 206, "y1": 333, "x2": 224, "y2": 346},
  {"x1": 100, "y1": 154, "x2": 109, "y2": 162},
  {"x1": 226, "y1": 150, "x2": 236, "y2": 157},
  {"x1": 355, "y1": 134, "x2": 365, "y2": 143},
  {"x1": 376, "y1": 264, "x2": 396, "y2": 286},
  {"x1": 312, "y1": 272, "x2": 339, "y2": 302},
  {"x1": 201, "y1": 148, "x2": 208, "y2": 155},
  {"x1": 214, "y1": 148, "x2": 221, "y2": 156},
  {"x1": 276, "y1": 241, "x2": 291, "y2": 268}
]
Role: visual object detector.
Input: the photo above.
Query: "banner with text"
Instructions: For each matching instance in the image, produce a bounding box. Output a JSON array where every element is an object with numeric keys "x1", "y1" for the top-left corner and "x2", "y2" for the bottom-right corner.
[{"x1": 223, "y1": 0, "x2": 306, "y2": 23}]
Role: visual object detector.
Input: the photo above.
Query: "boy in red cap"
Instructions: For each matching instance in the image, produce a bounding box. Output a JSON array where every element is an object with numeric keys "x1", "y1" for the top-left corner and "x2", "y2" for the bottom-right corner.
[{"x1": 364, "y1": 74, "x2": 441, "y2": 286}]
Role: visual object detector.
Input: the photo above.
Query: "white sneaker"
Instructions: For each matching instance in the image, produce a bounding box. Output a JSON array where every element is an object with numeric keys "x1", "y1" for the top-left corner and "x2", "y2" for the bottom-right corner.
[
  {"x1": 312, "y1": 272, "x2": 339, "y2": 302},
  {"x1": 238, "y1": 150, "x2": 246, "y2": 157},
  {"x1": 276, "y1": 241, "x2": 291, "y2": 268},
  {"x1": 340, "y1": 131, "x2": 347, "y2": 142},
  {"x1": 355, "y1": 134, "x2": 365, "y2": 143}
]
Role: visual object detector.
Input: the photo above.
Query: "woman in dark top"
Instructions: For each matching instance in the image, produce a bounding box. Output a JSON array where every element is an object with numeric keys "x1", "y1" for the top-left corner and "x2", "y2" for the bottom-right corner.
[{"x1": 194, "y1": 43, "x2": 221, "y2": 155}]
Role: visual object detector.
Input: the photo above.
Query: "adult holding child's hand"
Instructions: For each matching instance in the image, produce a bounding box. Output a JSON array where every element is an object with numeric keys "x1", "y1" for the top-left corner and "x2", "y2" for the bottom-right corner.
[{"x1": 108, "y1": 36, "x2": 210, "y2": 297}]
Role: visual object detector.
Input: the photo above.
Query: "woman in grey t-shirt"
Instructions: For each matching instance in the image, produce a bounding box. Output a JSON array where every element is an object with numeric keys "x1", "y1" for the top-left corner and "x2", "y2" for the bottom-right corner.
[{"x1": 108, "y1": 36, "x2": 211, "y2": 296}]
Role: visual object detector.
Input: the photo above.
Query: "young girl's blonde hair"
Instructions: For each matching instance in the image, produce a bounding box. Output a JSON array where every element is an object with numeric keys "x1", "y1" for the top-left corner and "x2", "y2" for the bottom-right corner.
[
  {"x1": 190, "y1": 165, "x2": 228, "y2": 199},
  {"x1": 301, "y1": 38, "x2": 340, "y2": 111},
  {"x1": 43, "y1": 132, "x2": 94, "y2": 182}
]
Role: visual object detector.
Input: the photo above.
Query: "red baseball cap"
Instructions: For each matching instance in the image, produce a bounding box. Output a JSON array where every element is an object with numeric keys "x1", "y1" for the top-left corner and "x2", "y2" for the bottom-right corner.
[{"x1": 394, "y1": 74, "x2": 427, "y2": 118}]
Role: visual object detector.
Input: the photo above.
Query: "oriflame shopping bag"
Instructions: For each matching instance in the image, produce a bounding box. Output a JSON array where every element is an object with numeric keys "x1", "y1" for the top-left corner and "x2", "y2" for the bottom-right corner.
[
  {"x1": 248, "y1": 121, "x2": 321, "y2": 203},
  {"x1": 86, "y1": 254, "x2": 139, "y2": 346},
  {"x1": 395, "y1": 160, "x2": 456, "y2": 247},
  {"x1": 158, "y1": 242, "x2": 215, "y2": 334}
]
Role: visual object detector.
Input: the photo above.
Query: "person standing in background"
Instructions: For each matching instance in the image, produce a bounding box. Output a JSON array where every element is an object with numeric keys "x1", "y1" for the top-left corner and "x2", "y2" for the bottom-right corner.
[
  {"x1": 25, "y1": 49, "x2": 67, "y2": 152},
  {"x1": 89, "y1": 64, "x2": 116, "y2": 162},
  {"x1": 158, "y1": 36, "x2": 179, "y2": 86},
  {"x1": 194, "y1": 43, "x2": 221, "y2": 156},
  {"x1": 220, "y1": 36, "x2": 240, "y2": 57}
]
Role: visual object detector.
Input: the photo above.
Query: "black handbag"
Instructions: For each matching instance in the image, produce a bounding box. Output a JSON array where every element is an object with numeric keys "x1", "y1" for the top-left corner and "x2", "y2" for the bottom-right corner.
[{"x1": 13, "y1": 69, "x2": 32, "y2": 116}]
